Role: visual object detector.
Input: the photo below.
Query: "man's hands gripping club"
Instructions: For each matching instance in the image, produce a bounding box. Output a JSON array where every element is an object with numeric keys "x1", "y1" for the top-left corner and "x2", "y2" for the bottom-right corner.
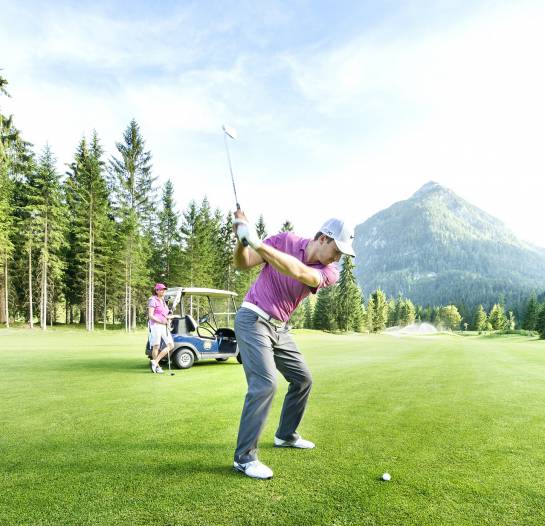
[{"x1": 233, "y1": 210, "x2": 262, "y2": 249}]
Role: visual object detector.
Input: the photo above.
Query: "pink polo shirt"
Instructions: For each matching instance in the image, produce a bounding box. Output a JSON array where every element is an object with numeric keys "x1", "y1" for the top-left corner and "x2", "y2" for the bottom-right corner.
[
  {"x1": 245, "y1": 232, "x2": 339, "y2": 322},
  {"x1": 148, "y1": 296, "x2": 169, "y2": 326}
]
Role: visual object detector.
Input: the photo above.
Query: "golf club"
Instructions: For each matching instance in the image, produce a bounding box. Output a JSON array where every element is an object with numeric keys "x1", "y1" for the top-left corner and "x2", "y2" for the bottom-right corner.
[
  {"x1": 166, "y1": 311, "x2": 175, "y2": 376},
  {"x1": 222, "y1": 125, "x2": 248, "y2": 247},
  {"x1": 167, "y1": 344, "x2": 174, "y2": 376}
]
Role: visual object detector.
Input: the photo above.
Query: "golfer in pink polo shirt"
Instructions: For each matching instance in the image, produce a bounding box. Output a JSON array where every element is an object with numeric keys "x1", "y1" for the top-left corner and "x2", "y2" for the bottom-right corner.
[
  {"x1": 232, "y1": 209, "x2": 355, "y2": 480},
  {"x1": 147, "y1": 283, "x2": 174, "y2": 374}
]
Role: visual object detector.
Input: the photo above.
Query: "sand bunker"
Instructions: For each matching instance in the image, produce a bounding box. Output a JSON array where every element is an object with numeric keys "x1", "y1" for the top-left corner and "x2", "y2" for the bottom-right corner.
[{"x1": 384, "y1": 322, "x2": 438, "y2": 336}]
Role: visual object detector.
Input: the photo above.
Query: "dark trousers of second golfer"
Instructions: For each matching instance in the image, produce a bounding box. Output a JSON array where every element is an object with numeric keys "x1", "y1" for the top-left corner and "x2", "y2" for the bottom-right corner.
[{"x1": 234, "y1": 307, "x2": 312, "y2": 464}]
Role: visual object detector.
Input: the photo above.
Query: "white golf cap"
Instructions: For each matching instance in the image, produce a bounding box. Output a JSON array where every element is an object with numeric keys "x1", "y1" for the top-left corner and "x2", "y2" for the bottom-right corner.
[{"x1": 318, "y1": 218, "x2": 356, "y2": 257}]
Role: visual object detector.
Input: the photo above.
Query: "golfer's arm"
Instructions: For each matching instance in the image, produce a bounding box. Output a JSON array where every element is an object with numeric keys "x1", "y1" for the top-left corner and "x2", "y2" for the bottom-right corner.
[
  {"x1": 233, "y1": 241, "x2": 264, "y2": 269},
  {"x1": 254, "y1": 244, "x2": 321, "y2": 287}
]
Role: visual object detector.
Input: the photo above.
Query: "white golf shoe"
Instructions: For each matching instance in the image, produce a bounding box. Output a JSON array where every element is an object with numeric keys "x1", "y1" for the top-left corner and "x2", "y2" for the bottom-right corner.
[
  {"x1": 233, "y1": 460, "x2": 273, "y2": 480},
  {"x1": 274, "y1": 436, "x2": 316, "y2": 449},
  {"x1": 155, "y1": 365, "x2": 164, "y2": 374}
]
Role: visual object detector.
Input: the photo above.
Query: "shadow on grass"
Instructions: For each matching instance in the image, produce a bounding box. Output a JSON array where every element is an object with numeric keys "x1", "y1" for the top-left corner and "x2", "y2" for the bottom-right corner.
[{"x1": 2, "y1": 440, "x2": 242, "y2": 481}]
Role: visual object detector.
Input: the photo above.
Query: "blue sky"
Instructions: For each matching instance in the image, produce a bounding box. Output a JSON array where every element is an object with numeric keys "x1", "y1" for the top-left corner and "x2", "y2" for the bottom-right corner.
[{"x1": 2, "y1": 0, "x2": 544, "y2": 245}]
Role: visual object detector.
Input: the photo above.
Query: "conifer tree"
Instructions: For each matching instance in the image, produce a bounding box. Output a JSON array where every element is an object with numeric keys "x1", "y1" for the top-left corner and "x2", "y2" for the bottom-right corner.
[
  {"x1": 179, "y1": 198, "x2": 223, "y2": 289},
  {"x1": 66, "y1": 134, "x2": 110, "y2": 330},
  {"x1": 109, "y1": 121, "x2": 154, "y2": 330},
  {"x1": 0, "y1": 76, "x2": 17, "y2": 325},
  {"x1": 303, "y1": 296, "x2": 314, "y2": 329},
  {"x1": 0, "y1": 159, "x2": 13, "y2": 326},
  {"x1": 29, "y1": 146, "x2": 66, "y2": 329},
  {"x1": 473, "y1": 304, "x2": 488, "y2": 331},
  {"x1": 335, "y1": 256, "x2": 364, "y2": 331},
  {"x1": 4, "y1": 141, "x2": 37, "y2": 325},
  {"x1": 96, "y1": 213, "x2": 121, "y2": 328},
  {"x1": 179, "y1": 200, "x2": 198, "y2": 287},
  {"x1": 507, "y1": 311, "x2": 516, "y2": 330},
  {"x1": 522, "y1": 293, "x2": 539, "y2": 331},
  {"x1": 421, "y1": 306, "x2": 433, "y2": 322},
  {"x1": 387, "y1": 297, "x2": 397, "y2": 327},
  {"x1": 213, "y1": 212, "x2": 238, "y2": 292},
  {"x1": 366, "y1": 295, "x2": 375, "y2": 333},
  {"x1": 535, "y1": 304, "x2": 545, "y2": 339},
  {"x1": 398, "y1": 298, "x2": 416, "y2": 327},
  {"x1": 155, "y1": 179, "x2": 181, "y2": 283},
  {"x1": 353, "y1": 298, "x2": 366, "y2": 332},
  {"x1": 370, "y1": 289, "x2": 388, "y2": 332},
  {"x1": 21, "y1": 198, "x2": 38, "y2": 327},
  {"x1": 256, "y1": 214, "x2": 267, "y2": 240},
  {"x1": 290, "y1": 302, "x2": 306, "y2": 328},
  {"x1": 488, "y1": 303, "x2": 507, "y2": 330},
  {"x1": 313, "y1": 286, "x2": 336, "y2": 331}
]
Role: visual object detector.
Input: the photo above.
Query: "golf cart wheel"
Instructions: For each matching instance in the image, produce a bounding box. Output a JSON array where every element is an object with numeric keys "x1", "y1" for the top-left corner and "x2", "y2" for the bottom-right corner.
[
  {"x1": 215, "y1": 357, "x2": 229, "y2": 362},
  {"x1": 236, "y1": 353, "x2": 242, "y2": 364},
  {"x1": 174, "y1": 349, "x2": 195, "y2": 369}
]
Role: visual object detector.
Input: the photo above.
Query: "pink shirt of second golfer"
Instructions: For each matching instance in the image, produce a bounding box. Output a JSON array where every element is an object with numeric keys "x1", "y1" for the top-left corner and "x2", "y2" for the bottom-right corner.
[
  {"x1": 148, "y1": 296, "x2": 169, "y2": 326},
  {"x1": 244, "y1": 232, "x2": 340, "y2": 322}
]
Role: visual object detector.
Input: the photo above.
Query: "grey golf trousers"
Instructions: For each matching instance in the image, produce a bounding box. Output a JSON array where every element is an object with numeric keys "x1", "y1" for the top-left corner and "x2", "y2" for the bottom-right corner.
[{"x1": 234, "y1": 307, "x2": 313, "y2": 464}]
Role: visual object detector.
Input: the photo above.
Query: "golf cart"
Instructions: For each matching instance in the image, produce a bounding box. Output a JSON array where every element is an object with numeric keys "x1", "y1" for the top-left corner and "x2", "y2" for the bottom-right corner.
[{"x1": 145, "y1": 287, "x2": 241, "y2": 370}]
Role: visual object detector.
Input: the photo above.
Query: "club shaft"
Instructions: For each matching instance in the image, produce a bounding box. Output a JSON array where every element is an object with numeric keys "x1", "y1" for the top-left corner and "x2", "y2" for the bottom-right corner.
[
  {"x1": 223, "y1": 130, "x2": 247, "y2": 246},
  {"x1": 223, "y1": 133, "x2": 240, "y2": 208}
]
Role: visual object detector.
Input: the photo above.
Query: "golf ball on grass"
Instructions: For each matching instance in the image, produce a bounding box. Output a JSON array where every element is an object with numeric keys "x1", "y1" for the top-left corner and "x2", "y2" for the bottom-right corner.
[{"x1": 382, "y1": 473, "x2": 391, "y2": 481}]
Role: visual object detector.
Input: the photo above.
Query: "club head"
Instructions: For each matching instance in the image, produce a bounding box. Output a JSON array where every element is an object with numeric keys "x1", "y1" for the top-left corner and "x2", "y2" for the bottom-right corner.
[{"x1": 222, "y1": 124, "x2": 238, "y2": 140}]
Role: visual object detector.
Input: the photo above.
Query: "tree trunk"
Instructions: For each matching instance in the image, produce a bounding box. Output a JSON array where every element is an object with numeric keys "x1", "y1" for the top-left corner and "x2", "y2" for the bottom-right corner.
[
  {"x1": 3, "y1": 255, "x2": 9, "y2": 327},
  {"x1": 125, "y1": 266, "x2": 129, "y2": 332},
  {"x1": 0, "y1": 273, "x2": 5, "y2": 325},
  {"x1": 40, "y1": 260, "x2": 47, "y2": 330},
  {"x1": 40, "y1": 217, "x2": 49, "y2": 330},
  {"x1": 103, "y1": 279, "x2": 107, "y2": 331},
  {"x1": 50, "y1": 281, "x2": 54, "y2": 327},
  {"x1": 28, "y1": 246, "x2": 34, "y2": 328}
]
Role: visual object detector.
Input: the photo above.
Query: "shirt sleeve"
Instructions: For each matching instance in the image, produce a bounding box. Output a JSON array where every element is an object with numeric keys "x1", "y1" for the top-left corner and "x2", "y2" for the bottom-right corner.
[
  {"x1": 148, "y1": 296, "x2": 158, "y2": 309},
  {"x1": 311, "y1": 264, "x2": 340, "y2": 293},
  {"x1": 263, "y1": 232, "x2": 288, "y2": 250}
]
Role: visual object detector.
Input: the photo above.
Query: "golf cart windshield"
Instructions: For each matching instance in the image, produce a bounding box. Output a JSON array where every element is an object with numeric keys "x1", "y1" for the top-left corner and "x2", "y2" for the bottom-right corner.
[{"x1": 164, "y1": 287, "x2": 238, "y2": 329}]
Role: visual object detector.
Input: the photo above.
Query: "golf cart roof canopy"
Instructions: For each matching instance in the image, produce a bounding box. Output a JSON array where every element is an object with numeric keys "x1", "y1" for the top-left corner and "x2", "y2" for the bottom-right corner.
[{"x1": 165, "y1": 287, "x2": 238, "y2": 299}]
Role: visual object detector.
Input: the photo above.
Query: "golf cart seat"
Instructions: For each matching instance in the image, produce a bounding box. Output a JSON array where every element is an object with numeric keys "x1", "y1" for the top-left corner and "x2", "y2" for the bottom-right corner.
[
  {"x1": 185, "y1": 315, "x2": 198, "y2": 333},
  {"x1": 170, "y1": 315, "x2": 198, "y2": 335}
]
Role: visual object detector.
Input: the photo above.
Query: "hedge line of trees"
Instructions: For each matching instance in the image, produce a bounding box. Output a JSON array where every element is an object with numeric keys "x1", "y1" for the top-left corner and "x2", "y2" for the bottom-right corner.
[
  {"x1": 295, "y1": 272, "x2": 545, "y2": 339},
  {"x1": 280, "y1": 247, "x2": 545, "y2": 338}
]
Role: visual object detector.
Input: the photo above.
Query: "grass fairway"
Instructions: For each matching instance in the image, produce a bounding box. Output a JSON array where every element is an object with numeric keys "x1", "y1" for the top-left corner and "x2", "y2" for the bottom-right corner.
[{"x1": 2, "y1": 328, "x2": 545, "y2": 525}]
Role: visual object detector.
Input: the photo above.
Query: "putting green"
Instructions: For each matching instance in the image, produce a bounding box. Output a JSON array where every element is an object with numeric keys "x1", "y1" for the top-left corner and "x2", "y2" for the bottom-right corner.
[{"x1": 2, "y1": 328, "x2": 545, "y2": 525}]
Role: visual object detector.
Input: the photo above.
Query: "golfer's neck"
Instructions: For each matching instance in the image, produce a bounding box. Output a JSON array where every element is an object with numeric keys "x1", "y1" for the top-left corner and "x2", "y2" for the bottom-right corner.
[{"x1": 305, "y1": 241, "x2": 320, "y2": 264}]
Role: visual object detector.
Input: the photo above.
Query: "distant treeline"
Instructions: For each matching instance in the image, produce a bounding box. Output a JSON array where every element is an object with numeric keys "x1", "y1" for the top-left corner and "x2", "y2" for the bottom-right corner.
[{"x1": 299, "y1": 282, "x2": 545, "y2": 339}]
